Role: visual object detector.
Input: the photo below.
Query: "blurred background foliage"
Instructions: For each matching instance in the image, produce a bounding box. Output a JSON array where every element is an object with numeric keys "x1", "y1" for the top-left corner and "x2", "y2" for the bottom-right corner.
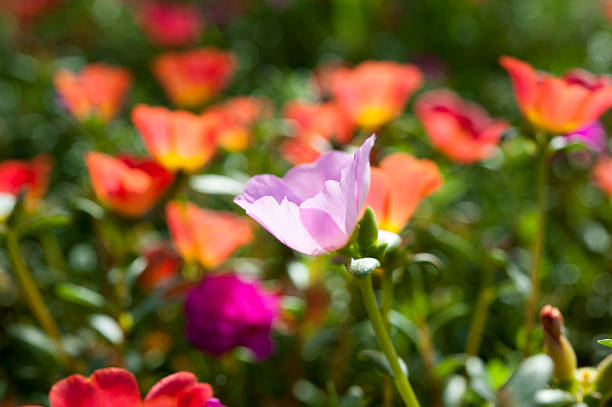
[{"x1": 1, "y1": 0, "x2": 612, "y2": 406}]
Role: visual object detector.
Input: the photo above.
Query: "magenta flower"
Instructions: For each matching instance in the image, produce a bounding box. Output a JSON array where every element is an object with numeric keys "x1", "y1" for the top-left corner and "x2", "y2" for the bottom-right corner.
[
  {"x1": 563, "y1": 121, "x2": 607, "y2": 153},
  {"x1": 185, "y1": 273, "x2": 280, "y2": 359},
  {"x1": 206, "y1": 398, "x2": 227, "y2": 407},
  {"x1": 234, "y1": 136, "x2": 375, "y2": 255}
]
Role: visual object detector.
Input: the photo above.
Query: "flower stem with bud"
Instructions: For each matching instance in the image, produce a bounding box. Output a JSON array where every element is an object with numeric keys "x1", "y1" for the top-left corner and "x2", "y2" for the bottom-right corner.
[
  {"x1": 347, "y1": 208, "x2": 421, "y2": 407},
  {"x1": 524, "y1": 132, "x2": 550, "y2": 355}
]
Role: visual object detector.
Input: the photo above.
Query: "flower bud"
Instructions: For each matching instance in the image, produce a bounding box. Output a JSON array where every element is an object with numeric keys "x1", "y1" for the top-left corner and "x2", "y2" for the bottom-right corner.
[{"x1": 540, "y1": 305, "x2": 577, "y2": 387}]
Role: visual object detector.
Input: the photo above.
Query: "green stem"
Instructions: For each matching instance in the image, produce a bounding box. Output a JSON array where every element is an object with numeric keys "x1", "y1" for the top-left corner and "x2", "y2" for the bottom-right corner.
[
  {"x1": 359, "y1": 275, "x2": 421, "y2": 407},
  {"x1": 465, "y1": 258, "x2": 495, "y2": 356},
  {"x1": 523, "y1": 134, "x2": 549, "y2": 355},
  {"x1": 381, "y1": 271, "x2": 394, "y2": 407},
  {"x1": 416, "y1": 319, "x2": 443, "y2": 407},
  {"x1": 40, "y1": 231, "x2": 68, "y2": 280},
  {"x1": 6, "y1": 230, "x2": 68, "y2": 365}
]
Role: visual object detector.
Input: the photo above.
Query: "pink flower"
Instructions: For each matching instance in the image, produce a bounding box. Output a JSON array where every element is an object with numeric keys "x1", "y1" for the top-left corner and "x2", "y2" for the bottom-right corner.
[
  {"x1": 137, "y1": 1, "x2": 203, "y2": 47},
  {"x1": 185, "y1": 273, "x2": 280, "y2": 359},
  {"x1": 235, "y1": 136, "x2": 374, "y2": 255}
]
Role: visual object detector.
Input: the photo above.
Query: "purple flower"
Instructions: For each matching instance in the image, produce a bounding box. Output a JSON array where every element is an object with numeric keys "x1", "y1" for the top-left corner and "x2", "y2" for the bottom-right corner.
[
  {"x1": 185, "y1": 273, "x2": 280, "y2": 359},
  {"x1": 234, "y1": 136, "x2": 375, "y2": 255},
  {"x1": 205, "y1": 398, "x2": 227, "y2": 407},
  {"x1": 564, "y1": 121, "x2": 607, "y2": 153}
]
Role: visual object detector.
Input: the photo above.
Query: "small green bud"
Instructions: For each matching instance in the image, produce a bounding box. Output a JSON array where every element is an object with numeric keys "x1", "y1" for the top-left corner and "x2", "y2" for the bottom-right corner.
[
  {"x1": 347, "y1": 257, "x2": 380, "y2": 279},
  {"x1": 357, "y1": 207, "x2": 379, "y2": 250}
]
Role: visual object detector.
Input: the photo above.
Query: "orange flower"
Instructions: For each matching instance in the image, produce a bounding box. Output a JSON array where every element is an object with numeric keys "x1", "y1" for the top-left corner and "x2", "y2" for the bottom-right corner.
[
  {"x1": 85, "y1": 152, "x2": 174, "y2": 217},
  {"x1": 365, "y1": 153, "x2": 442, "y2": 233},
  {"x1": 280, "y1": 101, "x2": 355, "y2": 165},
  {"x1": 205, "y1": 96, "x2": 272, "y2": 152},
  {"x1": 312, "y1": 61, "x2": 348, "y2": 97},
  {"x1": 605, "y1": 0, "x2": 612, "y2": 24},
  {"x1": 593, "y1": 156, "x2": 612, "y2": 197},
  {"x1": 132, "y1": 104, "x2": 217, "y2": 172},
  {"x1": 53, "y1": 63, "x2": 132, "y2": 122},
  {"x1": 0, "y1": 154, "x2": 52, "y2": 212},
  {"x1": 152, "y1": 48, "x2": 237, "y2": 108},
  {"x1": 500, "y1": 56, "x2": 612, "y2": 134},
  {"x1": 415, "y1": 89, "x2": 509, "y2": 163},
  {"x1": 331, "y1": 61, "x2": 423, "y2": 130},
  {"x1": 166, "y1": 201, "x2": 254, "y2": 269}
]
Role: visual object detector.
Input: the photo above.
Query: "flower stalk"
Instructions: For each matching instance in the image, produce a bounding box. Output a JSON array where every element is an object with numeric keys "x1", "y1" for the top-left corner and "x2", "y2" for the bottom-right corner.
[
  {"x1": 524, "y1": 132, "x2": 550, "y2": 355},
  {"x1": 465, "y1": 257, "x2": 495, "y2": 356},
  {"x1": 381, "y1": 270, "x2": 395, "y2": 407},
  {"x1": 6, "y1": 229, "x2": 68, "y2": 365},
  {"x1": 359, "y1": 274, "x2": 421, "y2": 407}
]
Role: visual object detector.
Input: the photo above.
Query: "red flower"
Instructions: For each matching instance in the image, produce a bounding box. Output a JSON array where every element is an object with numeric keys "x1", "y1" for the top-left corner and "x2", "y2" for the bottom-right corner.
[
  {"x1": 152, "y1": 48, "x2": 237, "y2": 108},
  {"x1": 366, "y1": 153, "x2": 442, "y2": 233},
  {"x1": 415, "y1": 89, "x2": 509, "y2": 163},
  {"x1": 280, "y1": 101, "x2": 355, "y2": 165},
  {"x1": 138, "y1": 243, "x2": 182, "y2": 292},
  {"x1": 204, "y1": 96, "x2": 272, "y2": 152},
  {"x1": 1, "y1": 0, "x2": 60, "y2": 22},
  {"x1": 137, "y1": 1, "x2": 203, "y2": 47},
  {"x1": 500, "y1": 56, "x2": 612, "y2": 134},
  {"x1": 593, "y1": 156, "x2": 612, "y2": 198},
  {"x1": 166, "y1": 201, "x2": 253, "y2": 269},
  {"x1": 85, "y1": 152, "x2": 174, "y2": 217},
  {"x1": 0, "y1": 154, "x2": 52, "y2": 212},
  {"x1": 132, "y1": 104, "x2": 217, "y2": 172},
  {"x1": 27, "y1": 368, "x2": 224, "y2": 407},
  {"x1": 331, "y1": 61, "x2": 423, "y2": 130},
  {"x1": 53, "y1": 63, "x2": 132, "y2": 123}
]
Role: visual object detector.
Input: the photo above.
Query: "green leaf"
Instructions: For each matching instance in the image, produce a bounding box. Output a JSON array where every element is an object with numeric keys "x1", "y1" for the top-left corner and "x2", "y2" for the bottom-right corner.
[
  {"x1": 598, "y1": 339, "x2": 612, "y2": 349},
  {"x1": 56, "y1": 283, "x2": 106, "y2": 310},
  {"x1": 388, "y1": 310, "x2": 419, "y2": 344},
  {"x1": 16, "y1": 213, "x2": 71, "y2": 237},
  {"x1": 0, "y1": 194, "x2": 16, "y2": 224},
  {"x1": 497, "y1": 354, "x2": 553, "y2": 407},
  {"x1": 7, "y1": 324, "x2": 59, "y2": 360},
  {"x1": 410, "y1": 252, "x2": 444, "y2": 271},
  {"x1": 340, "y1": 386, "x2": 366, "y2": 407},
  {"x1": 347, "y1": 257, "x2": 380, "y2": 278},
  {"x1": 443, "y1": 374, "x2": 467, "y2": 407},
  {"x1": 89, "y1": 314, "x2": 123, "y2": 344},
  {"x1": 534, "y1": 389, "x2": 575, "y2": 406},
  {"x1": 466, "y1": 356, "x2": 496, "y2": 401},
  {"x1": 327, "y1": 381, "x2": 340, "y2": 407},
  {"x1": 435, "y1": 354, "x2": 468, "y2": 379},
  {"x1": 429, "y1": 303, "x2": 469, "y2": 334},
  {"x1": 72, "y1": 197, "x2": 105, "y2": 220},
  {"x1": 359, "y1": 349, "x2": 408, "y2": 378},
  {"x1": 190, "y1": 174, "x2": 246, "y2": 195}
]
